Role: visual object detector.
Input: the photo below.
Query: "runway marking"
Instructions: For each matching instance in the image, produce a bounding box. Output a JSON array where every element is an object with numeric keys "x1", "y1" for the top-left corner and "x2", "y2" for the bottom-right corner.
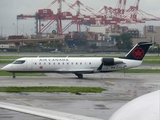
[
  {"x1": 7, "y1": 98, "x2": 28, "y2": 101},
  {"x1": 105, "y1": 80, "x2": 116, "y2": 85},
  {"x1": 20, "y1": 100, "x2": 37, "y2": 107},
  {"x1": 6, "y1": 98, "x2": 36, "y2": 107}
]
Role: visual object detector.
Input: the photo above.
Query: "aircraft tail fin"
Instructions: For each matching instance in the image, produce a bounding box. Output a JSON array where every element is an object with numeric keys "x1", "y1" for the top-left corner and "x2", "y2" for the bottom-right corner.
[{"x1": 124, "y1": 42, "x2": 152, "y2": 60}]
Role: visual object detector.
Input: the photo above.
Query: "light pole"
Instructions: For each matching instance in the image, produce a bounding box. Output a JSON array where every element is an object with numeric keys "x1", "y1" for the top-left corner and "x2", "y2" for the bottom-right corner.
[
  {"x1": 17, "y1": 20, "x2": 18, "y2": 35},
  {"x1": 31, "y1": 29, "x2": 33, "y2": 35},
  {"x1": 1, "y1": 27, "x2": 2, "y2": 37}
]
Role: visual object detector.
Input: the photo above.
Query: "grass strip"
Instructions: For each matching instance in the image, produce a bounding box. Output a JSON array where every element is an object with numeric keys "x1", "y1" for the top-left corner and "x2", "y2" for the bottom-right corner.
[
  {"x1": 0, "y1": 86, "x2": 105, "y2": 93},
  {"x1": 0, "y1": 60, "x2": 14, "y2": 64},
  {"x1": 0, "y1": 56, "x2": 21, "y2": 59},
  {"x1": 143, "y1": 60, "x2": 160, "y2": 64},
  {"x1": 118, "y1": 69, "x2": 160, "y2": 73},
  {"x1": 144, "y1": 56, "x2": 160, "y2": 59}
]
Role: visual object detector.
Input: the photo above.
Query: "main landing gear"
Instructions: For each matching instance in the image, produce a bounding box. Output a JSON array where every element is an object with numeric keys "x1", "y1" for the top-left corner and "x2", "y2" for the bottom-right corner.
[{"x1": 75, "y1": 73, "x2": 83, "y2": 79}]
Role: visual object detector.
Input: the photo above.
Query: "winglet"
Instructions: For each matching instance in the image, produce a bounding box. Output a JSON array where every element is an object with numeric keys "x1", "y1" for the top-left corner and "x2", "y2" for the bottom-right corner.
[{"x1": 124, "y1": 42, "x2": 152, "y2": 60}]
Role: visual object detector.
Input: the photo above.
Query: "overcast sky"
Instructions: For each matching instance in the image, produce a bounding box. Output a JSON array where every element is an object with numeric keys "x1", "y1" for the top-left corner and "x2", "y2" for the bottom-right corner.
[{"x1": 0, "y1": 0, "x2": 160, "y2": 36}]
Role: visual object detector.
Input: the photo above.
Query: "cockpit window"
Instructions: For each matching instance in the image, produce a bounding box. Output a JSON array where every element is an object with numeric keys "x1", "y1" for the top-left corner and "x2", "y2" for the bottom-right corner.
[{"x1": 13, "y1": 60, "x2": 25, "y2": 64}]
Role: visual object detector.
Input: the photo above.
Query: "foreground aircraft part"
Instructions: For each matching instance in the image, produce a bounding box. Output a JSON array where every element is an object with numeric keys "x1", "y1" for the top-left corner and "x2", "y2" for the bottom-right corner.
[
  {"x1": 0, "y1": 101, "x2": 103, "y2": 120},
  {"x1": 109, "y1": 90, "x2": 160, "y2": 120},
  {"x1": 1, "y1": 42, "x2": 152, "y2": 79},
  {"x1": 0, "y1": 90, "x2": 159, "y2": 120}
]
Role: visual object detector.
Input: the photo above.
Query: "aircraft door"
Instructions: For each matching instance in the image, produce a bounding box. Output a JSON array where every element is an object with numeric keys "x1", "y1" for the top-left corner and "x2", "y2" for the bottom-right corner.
[{"x1": 26, "y1": 59, "x2": 33, "y2": 70}]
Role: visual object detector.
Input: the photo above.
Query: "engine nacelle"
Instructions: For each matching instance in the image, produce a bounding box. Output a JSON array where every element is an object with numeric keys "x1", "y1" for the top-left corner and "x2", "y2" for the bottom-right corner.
[{"x1": 102, "y1": 58, "x2": 123, "y2": 66}]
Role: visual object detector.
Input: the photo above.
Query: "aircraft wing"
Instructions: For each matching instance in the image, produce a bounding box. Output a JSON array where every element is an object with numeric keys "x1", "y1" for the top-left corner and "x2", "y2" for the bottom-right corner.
[
  {"x1": 0, "y1": 101, "x2": 103, "y2": 120},
  {"x1": 109, "y1": 90, "x2": 160, "y2": 120}
]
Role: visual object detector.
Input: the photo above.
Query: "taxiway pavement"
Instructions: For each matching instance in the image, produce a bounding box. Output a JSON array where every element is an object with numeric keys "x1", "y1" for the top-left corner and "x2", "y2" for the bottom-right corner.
[{"x1": 0, "y1": 73, "x2": 160, "y2": 120}]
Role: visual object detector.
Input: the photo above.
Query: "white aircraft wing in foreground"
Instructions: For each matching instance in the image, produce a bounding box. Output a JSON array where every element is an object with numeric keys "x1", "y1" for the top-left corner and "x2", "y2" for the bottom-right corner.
[
  {"x1": 1, "y1": 42, "x2": 152, "y2": 79},
  {"x1": 109, "y1": 90, "x2": 160, "y2": 120},
  {"x1": 0, "y1": 90, "x2": 160, "y2": 120},
  {"x1": 0, "y1": 101, "x2": 103, "y2": 120}
]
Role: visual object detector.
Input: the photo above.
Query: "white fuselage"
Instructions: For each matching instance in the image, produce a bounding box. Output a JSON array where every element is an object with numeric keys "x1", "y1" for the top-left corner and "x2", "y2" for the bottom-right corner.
[{"x1": 2, "y1": 57, "x2": 142, "y2": 74}]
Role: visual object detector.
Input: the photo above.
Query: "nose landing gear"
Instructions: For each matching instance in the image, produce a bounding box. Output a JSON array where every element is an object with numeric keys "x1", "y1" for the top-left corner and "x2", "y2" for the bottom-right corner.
[{"x1": 12, "y1": 73, "x2": 16, "y2": 79}]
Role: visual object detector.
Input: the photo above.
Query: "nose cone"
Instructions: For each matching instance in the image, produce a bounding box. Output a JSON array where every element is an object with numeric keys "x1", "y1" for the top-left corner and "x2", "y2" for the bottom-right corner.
[
  {"x1": 1, "y1": 65, "x2": 12, "y2": 71},
  {"x1": 1, "y1": 66, "x2": 7, "y2": 71},
  {"x1": 1, "y1": 67, "x2": 4, "y2": 70}
]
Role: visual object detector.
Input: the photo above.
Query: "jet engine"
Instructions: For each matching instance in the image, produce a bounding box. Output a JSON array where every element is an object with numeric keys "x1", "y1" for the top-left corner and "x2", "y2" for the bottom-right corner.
[{"x1": 102, "y1": 58, "x2": 123, "y2": 66}]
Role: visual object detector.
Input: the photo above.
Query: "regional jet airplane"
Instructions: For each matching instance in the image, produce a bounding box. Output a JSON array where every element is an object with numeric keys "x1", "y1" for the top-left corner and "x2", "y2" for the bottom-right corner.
[{"x1": 1, "y1": 42, "x2": 152, "y2": 79}]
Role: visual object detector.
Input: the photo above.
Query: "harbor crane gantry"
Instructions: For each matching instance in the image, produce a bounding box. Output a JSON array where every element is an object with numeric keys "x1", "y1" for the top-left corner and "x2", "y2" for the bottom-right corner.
[{"x1": 17, "y1": 0, "x2": 160, "y2": 35}]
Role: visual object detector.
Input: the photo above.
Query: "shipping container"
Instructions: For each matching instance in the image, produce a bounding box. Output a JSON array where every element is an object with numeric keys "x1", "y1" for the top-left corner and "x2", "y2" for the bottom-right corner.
[{"x1": 8, "y1": 35, "x2": 23, "y2": 39}]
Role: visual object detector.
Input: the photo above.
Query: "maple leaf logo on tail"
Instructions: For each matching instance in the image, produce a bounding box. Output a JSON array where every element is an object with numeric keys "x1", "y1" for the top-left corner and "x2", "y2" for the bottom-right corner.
[
  {"x1": 132, "y1": 47, "x2": 144, "y2": 59},
  {"x1": 124, "y1": 42, "x2": 152, "y2": 60}
]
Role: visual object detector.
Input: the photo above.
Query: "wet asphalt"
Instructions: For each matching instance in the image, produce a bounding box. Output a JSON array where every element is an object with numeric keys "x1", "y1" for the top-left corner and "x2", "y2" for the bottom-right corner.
[{"x1": 0, "y1": 73, "x2": 159, "y2": 119}]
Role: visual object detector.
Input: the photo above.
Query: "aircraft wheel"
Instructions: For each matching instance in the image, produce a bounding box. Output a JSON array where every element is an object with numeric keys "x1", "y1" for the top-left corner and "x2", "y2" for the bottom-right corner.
[
  {"x1": 13, "y1": 73, "x2": 16, "y2": 79},
  {"x1": 75, "y1": 73, "x2": 83, "y2": 79},
  {"x1": 78, "y1": 74, "x2": 83, "y2": 79}
]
